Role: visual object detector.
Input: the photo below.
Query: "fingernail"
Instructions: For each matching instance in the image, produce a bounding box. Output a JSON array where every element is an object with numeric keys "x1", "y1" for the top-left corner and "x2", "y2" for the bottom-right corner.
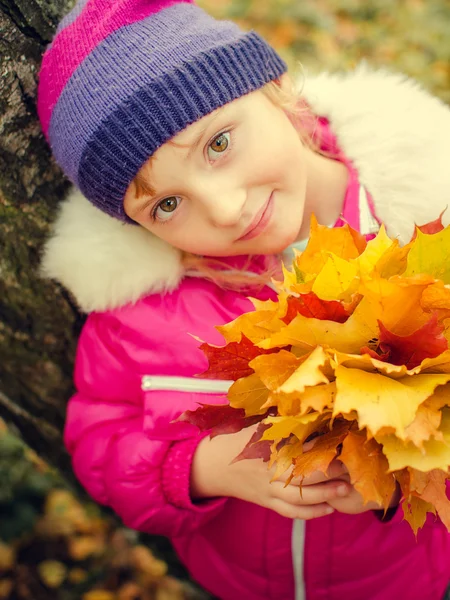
[
  {"x1": 337, "y1": 485, "x2": 348, "y2": 497},
  {"x1": 325, "y1": 507, "x2": 334, "y2": 514}
]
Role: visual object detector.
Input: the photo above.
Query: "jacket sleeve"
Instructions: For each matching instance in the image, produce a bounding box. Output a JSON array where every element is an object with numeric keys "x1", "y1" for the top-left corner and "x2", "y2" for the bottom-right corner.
[{"x1": 64, "y1": 307, "x2": 228, "y2": 538}]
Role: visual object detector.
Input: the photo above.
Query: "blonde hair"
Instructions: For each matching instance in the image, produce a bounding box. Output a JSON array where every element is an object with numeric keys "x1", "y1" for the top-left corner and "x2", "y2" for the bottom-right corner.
[{"x1": 131, "y1": 75, "x2": 318, "y2": 291}]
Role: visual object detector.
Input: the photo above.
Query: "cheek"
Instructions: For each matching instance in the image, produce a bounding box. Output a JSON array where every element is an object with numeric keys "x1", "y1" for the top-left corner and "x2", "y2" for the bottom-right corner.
[
  {"x1": 142, "y1": 219, "x2": 223, "y2": 256},
  {"x1": 263, "y1": 127, "x2": 305, "y2": 183},
  {"x1": 242, "y1": 145, "x2": 298, "y2": 186}
]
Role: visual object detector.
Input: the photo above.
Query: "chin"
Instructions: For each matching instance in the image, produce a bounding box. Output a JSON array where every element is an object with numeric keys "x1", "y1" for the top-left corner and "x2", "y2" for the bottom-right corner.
[{"x1": 260, "y1": 229, "x2": 300, "y2": 255}]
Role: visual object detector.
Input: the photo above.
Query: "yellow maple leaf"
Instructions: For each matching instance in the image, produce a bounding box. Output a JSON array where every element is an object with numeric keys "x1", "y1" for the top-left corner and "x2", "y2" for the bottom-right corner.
[
  {"x1": 374, "y1": 238, "x2": 412, "y2": 279},
  {"x1": 258, "y1": 296, "x2": 379, "y2": 353},
  {"x1": 261, "y1": 412, "x2": 323, "y2": 442},
  {"x1": 312, "y1": 252, "x2": 359, "y2": 301},
  {"x1": 333, "y1": 350, "x2": 410, "y2": 378},
  {"x1": 280, "y1": 262, "x2": 298, "y2": 290},
  {"x1": 403, "y1": 401, "x2": 443, "y2": 449},
  {"x1": 298, "y1": 382, "x2": 336, "y2": 415},
  {"x1": 249, "y1": 349, "x2": 302, "y2": 391},
  {"x1": 269, "y1": 436, "x2": 304, "y2": 481},
  {"x1": 261, "y1": 381, "x2": 336, "y2": 417},
  {"x1": 425, "y1": 383, "x2": 450, "y2": 409},
  {"x1": 278, "y1": 346, "x2": 330, "y2": 394},
  {"x1": 249, "y1": 297, "x2": 281, "y2": 312},
  {"x1": 360, "y1": 274, "x2": 431, "y2": 336},
  {"x1": 217, "y1": 309, "x2": 282, "y2": 344},
  {"x1": 414, "y1": 350, "x2": 450, "y2": 374},
  {"x1": 335, "y1": 350, "x2": 450, "y2": 378},
  {"x1": 334, "y1": 365, "x2": 450, "y2": 438},
  {"x1": 421, "y1": 281, "x2": 450, "y2": 320},
  {"x1": 295, "y1": 215, "x2": 366, "y2": 275},
  {"x1": 377, "y1": 409, "x2": 450, "y2": 472},
  {"x1": 228, "y1": 373, "x2": 269, "y2": 416},
  {"x1": 402, "y1": 495, "x2": 436, "y2": 536},
  {"x1": 404, "y1": 227, "x2": 450, "y2": 283},
  {"x1": 356, "y1": 224, "x2": 395, "y2": 275}
]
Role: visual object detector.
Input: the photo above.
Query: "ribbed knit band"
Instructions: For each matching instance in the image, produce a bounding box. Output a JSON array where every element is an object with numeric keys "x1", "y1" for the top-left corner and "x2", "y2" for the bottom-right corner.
[{"x1": 38, "y1": 0, "x2": 287, "y2": 221}]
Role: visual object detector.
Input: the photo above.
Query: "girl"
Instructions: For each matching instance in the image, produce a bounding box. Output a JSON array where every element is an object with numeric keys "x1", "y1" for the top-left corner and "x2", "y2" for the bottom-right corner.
[{"x1": 38, "y1": 0, "x2": 450, "y2": 598}]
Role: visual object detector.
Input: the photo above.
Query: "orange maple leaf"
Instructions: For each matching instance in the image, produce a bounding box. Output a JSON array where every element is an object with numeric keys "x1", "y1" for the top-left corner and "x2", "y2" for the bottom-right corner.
[
  {"x1": 288, "y1": 419, "x2": 352, "y2": 485},
  {"x1": 339, "y1": 430, "x2": 396, "y2": 511},
  {"x1": 409, "y1": 468, "x2": 450, "y2": 531}
]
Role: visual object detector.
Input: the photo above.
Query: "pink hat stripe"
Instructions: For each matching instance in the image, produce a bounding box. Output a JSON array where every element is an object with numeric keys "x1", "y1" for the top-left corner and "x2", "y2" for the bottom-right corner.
[
  {"x1": 55, "y1": 0, "x2": 89, "y2": 36},
  {"x1": 38, "y1": 0, "x2": 192, "y2": 137}
]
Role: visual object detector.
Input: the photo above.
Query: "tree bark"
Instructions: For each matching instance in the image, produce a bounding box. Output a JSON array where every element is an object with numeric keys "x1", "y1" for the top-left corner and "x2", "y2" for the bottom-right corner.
[{"x1": 0, "y1": 0, "x2": 80, "y2": 475}]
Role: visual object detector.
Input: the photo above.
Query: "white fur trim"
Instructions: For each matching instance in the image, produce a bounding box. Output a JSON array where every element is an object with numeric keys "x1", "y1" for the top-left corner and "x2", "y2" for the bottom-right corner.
[
  {"x1": 41, "y1": 189, "x2": 183, "y2": 312},
  {"x1": 42, "y1": 66, "x2": 450, "y2": 312},
  {"x1": 301, "y1": 63, "x2": 450, "y2": 243}
]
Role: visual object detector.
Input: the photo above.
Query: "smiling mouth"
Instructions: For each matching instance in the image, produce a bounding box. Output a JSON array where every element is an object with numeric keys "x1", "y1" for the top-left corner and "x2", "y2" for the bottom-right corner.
[{"x1": 237, "y1": 192, "x2": 274, "y2": 242}]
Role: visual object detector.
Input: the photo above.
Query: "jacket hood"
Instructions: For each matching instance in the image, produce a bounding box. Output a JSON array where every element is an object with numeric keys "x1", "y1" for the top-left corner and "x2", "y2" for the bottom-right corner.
[
  {"x1": 41, "y1": 64, "x2": 450, "y2": 313},
  {"x1": 41, "y1": 193, "x2": 183, "y2": 312}
]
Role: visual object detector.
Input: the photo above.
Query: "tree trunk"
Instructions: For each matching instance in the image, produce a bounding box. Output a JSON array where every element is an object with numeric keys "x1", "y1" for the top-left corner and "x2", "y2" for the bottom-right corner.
[{"x1": 0, "y1": 0, "x2": 80, "y2": 476}]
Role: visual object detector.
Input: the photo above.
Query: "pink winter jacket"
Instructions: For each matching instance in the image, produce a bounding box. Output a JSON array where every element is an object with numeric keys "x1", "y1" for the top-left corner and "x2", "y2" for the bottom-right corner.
[
  {"x1": 65, "y1": 276, "x2": 450, "y2": 600},
  {"x1": 43, "y1": 67, "x2": 450, "y2": 599}
]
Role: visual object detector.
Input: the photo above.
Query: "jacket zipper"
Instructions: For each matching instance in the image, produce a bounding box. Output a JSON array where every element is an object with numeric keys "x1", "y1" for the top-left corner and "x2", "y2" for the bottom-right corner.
[{"x1": 141, "y1": 375, "x2": 232, "y2": 393}]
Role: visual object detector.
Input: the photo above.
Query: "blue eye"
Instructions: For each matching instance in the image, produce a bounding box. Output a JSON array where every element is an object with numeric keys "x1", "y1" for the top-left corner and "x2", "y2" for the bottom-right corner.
[
  {"x1": 153, "y1": 196, "x2": 181, "y2": 221},
  {"x1": 207, "y1": 132, "x2": 231, "y2": 160}
]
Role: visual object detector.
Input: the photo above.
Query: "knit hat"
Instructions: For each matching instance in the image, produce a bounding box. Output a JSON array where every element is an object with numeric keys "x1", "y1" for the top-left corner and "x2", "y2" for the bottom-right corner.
[{"x1": 37, "y1": 0, "x2": 287, "y2": 221}]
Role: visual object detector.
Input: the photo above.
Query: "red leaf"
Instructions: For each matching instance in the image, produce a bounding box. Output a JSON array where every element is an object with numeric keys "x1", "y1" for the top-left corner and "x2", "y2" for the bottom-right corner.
[
  {"x1": 360, "y1": 346, "x2": 390, "y2": 361},
  {"x1": 364, "y1": 314, "x2": 448, "y2": 369},
  {"x1": 410, "y1": 209, "x2": 447, "y2": 240},
  {"x1": 176, "y1": 403, "x2": 265, "y2": 438},
  {"x1": 232, "y1": 422, "x2": 272, "y2": 463},
  {"x1": 198, "y1": 335, "x2": 277, "y2": 380},
  {"x1": 282, "y1": 293, "x2": 350, "y2": 325}
]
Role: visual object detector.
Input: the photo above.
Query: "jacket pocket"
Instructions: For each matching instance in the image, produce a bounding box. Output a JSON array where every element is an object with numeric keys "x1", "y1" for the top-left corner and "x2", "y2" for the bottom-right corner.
[{"x1": 141, "y1": 375, "x2": 232, "y2": 440}]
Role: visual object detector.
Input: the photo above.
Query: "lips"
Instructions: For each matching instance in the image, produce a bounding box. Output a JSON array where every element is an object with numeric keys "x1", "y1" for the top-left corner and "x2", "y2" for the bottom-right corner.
[{"x1": 238, "y1": 192, "x2": 274, "y2": 242}]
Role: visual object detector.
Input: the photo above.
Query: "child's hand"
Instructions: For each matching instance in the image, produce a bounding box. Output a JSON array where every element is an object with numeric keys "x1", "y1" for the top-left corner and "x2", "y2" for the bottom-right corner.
[
  {"x1": 325, "y1": 472, "x2": 401, "y2": 515},
  {"x1": 191, "y1": 425, "x2": 352, "y2": 520}
]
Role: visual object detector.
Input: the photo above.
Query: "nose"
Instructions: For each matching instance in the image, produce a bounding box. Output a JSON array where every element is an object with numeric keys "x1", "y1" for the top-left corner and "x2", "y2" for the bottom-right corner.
[{"x1": 195, "y1": 180, "x2": 247, "y2": 228}]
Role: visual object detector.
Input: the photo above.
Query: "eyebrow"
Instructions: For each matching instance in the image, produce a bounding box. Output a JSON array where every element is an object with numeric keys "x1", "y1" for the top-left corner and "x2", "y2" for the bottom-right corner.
[
  {"x1": 184, "y1": 109, "x2": 224, "y2": 160},
  {"x1": 184, "y1": 125, "x2": 208, "y2": 160},
  {"x1": 132, "y1": 109, "x2": 227, "y2": 217}
]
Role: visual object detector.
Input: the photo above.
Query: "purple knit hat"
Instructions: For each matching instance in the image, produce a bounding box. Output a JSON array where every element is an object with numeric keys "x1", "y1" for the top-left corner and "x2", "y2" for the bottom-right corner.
[{"x1": 37, "y1": 0, "x2": 287, "y2": 221}]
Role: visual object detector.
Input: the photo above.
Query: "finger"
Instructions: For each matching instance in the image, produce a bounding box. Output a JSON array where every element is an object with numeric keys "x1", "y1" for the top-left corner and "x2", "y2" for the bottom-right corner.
[
  {"x1": 272, "y1": 499, "x2": 334, "y2": 521},
  {"x1": 276, "y1": 459, "x2": 349, "y2": 486},
  {"x1": 277, "y1": 467, "x2": 328, "y2": 486},
  {"x1": 327, "y1": 459, "x2": 349, "y2": 479},
  {"x1": 272, "y1": 480, "x2": 351, "y2": 505},
  {"x1": 302, "y1": 438, "x2": 317, "y2": 452},
  {"x1": 328, "y1": 492, "x2": 382, "y2": 514}
]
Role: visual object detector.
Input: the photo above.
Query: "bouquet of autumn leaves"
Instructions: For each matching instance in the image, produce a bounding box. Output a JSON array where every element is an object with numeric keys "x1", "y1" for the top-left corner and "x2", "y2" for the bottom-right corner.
[{"x1": 180, "y1": 214, "x2": 450, "y2": 534}]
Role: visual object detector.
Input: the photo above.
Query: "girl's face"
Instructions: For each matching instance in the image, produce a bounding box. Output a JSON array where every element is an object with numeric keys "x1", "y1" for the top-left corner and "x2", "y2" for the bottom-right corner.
[{"x1": 124, "y1": 88, "x2": 308, "y2": 256}]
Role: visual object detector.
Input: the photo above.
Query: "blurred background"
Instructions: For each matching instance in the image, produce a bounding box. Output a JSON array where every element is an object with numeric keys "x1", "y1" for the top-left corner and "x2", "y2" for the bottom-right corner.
[
  {"x1": 200, "y1": 0, "x2": 450, "y2": 103},
  {"x1": 1, "y1": 0, "x2": 449, "y2": 599}
]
